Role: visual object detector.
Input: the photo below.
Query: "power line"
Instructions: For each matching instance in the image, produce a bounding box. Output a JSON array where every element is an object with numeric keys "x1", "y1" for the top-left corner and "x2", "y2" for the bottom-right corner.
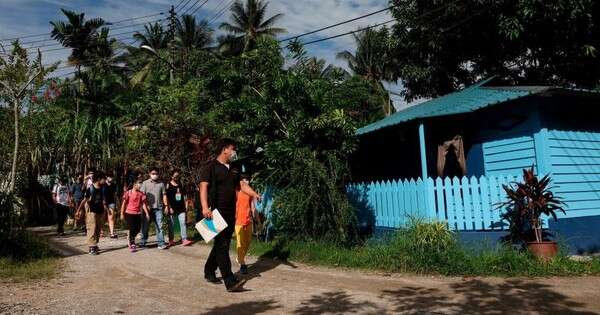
[
  {"x1": 178, "y1": 0, "x2": 196, "y2": 14},
  {"x1": 174, "y1": 0, "x2": 188, "y2": 10},
  {"x1": 300, "y1": 20, "x2": 395, "y2": 46},
  {"x1": 208, "y1": 0, "x2": 234, "y2": 25},
  {"x1": 1, "y1": 11, "x2": 166, "y2": 44},
  {"x1": 189, "y1": 0, "x2": 211, "y2": 17},
  {"x1": 279, "y1": 6, "x2": 393, "y2": 43},
  {"x1": 21, "y1": 17, "x2": 166, "y2": 50},
  {"x1": 25, "y1": 20, "x2": 167, "y2": 55}
]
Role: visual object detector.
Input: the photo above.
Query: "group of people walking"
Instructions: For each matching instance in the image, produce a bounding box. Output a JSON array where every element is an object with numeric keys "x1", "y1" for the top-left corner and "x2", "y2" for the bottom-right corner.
[{"x1": 51, "y1": 138, "x2": 261, "y2": 291}]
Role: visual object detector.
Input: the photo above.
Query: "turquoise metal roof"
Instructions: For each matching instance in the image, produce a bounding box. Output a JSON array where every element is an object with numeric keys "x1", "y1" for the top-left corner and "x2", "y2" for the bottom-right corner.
[{"x1": 356, "y1": 78, "x2": 537, "y2": 135}]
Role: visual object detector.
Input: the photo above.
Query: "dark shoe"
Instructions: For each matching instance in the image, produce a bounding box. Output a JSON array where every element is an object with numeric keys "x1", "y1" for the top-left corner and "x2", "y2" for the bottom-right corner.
[
  {"x1": 89, "y1": 247, "x2": 98, "y2": 255},
  {"x1": 226, "y1": 277, "x2": 247, "y2": 292},
  {"x1": 204, "y1": 275, "x2": 222, "y2": 284},
  {"x1": 239, "y1": 264, "x2": 248, "y2": 275},
  {"x1": 110, "y1": 234, "x2": 118, "y2": 239}
]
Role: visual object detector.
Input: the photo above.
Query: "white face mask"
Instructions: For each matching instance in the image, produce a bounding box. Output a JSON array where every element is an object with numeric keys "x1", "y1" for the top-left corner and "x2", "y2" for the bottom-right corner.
[
  {"x1": 229, "y1": 150, "x2": 238, "y2": 162},
  {"x1": 150, "y1": 174, "x2": 159, "y2": 181}
]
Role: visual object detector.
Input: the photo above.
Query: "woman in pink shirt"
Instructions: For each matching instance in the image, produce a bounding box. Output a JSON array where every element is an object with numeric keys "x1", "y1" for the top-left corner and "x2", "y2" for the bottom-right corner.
[{"x1": 120, "y1": 180, "x2": 150, "y2": 252}]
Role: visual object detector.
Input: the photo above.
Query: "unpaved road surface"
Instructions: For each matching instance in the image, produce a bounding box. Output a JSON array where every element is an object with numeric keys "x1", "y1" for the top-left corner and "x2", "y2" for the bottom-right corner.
[{"x1": 1, "y1": 226, "x2": 600, "y2": 315}]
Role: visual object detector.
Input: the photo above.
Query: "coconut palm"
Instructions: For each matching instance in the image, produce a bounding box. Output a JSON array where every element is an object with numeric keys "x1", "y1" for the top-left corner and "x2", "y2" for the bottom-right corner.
[
  {"x1": 50, "y1": 9, "x2": 106, "y2": 68},
  {"x1": 337, "y1": 27, "x2": 395, "y2": 116},
  {"x1": 176, "y1": 15, "x2": 213, "y2": 49},
  {"x1": 133, "y1": 22, "x2": 168, "y2": 50},
  {"x1": 219, "y1": 0, "x2": 285, "y2": 54}
]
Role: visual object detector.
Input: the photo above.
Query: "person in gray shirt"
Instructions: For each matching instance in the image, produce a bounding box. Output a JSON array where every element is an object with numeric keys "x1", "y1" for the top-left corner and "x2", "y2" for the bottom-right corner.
[{"x1": 140, "y1": 167, "x2": 169, "y2": 249}]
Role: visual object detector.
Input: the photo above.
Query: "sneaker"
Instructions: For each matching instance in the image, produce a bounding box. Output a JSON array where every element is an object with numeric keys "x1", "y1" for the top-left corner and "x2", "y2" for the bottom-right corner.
[
  {"x1": 129, "y1": 244, "x2": 137, "y2": 253},
  {"x1": 239, "y1": 264, "x2": 248, "y2": 275},
  {"x1": 226, "y1": 277, "x2": 247, "y2": 292},
  {"x1": 182, "y1": 239, "x2": 193, "y2": 246},
  {"x1": 110, "y1": 234, "x2": 118, "y2": 239},
  {"x1": 168, "y1": 240, "x2": 176, "y2": 247},
  {"x1": 204, "y1": 275, "x2": 222, "y2": 284},
  {"x1": 139, "y1": 242, "x2": 146, "y2": 248},
  {"x1": 89, "y1": 247, "x2": 98, "y2": 255},
  {"x1": 158, "y1": 244, "x2": 168, "y2": 250}
]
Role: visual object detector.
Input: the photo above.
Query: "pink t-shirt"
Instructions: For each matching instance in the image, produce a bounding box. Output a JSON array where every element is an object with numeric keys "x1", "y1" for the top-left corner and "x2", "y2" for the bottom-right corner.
[{"x1": 123, "y1": 190, "x2": 146, "y2": 215}]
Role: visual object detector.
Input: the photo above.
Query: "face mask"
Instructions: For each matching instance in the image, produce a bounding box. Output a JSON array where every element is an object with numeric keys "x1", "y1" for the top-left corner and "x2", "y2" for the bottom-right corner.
[
  {"x1": 229, "y1": 150, "x2": 238, "y2": 162},
  {"x1": 150, "y1": 174, "x2": 158, "y2": 181},
  {"x1": 107, "y1": 178, "x2": 113, "y2": 183}
]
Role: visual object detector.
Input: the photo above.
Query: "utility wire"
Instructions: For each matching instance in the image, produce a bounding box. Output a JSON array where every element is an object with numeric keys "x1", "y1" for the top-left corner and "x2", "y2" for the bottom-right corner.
[
  {"x1": 1, "y1": 11, "x2": 165, "y2": 43},
  {"x1": 208, "y1": 0, "x2": 234, "y2": 25},
  {"x1": 189, "y1": 0, "x2": 211, "y2": 17},
  {"x1": 300, "y1": 20, "x2": 395, "y2": 46},
  {"x1": 279, "y1": 6, "x2": 393, "y2": 43}
]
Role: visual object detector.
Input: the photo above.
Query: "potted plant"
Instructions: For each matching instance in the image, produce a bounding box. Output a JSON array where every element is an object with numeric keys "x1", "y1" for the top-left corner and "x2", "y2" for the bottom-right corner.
[{"x1": 499, "y1": 168, "x2": 566, "y2": 260}]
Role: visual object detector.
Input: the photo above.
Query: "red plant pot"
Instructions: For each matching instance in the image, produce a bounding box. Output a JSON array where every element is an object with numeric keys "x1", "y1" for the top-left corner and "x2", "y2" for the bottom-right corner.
[{"x1": 527, "y1": 241, "x2": 558, "y2": 261}]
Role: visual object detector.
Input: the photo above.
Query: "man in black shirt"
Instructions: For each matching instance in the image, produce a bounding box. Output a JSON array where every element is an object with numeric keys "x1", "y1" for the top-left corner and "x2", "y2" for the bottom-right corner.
[
  {"x1": 199, "y1": 138, "x2": 261, "y2": 292},
  {"x1": 104, "y1": 174, "x2": 118, "y2": 239},
  {"x1": 77, "y1": 172, "x2": 107, "y2": 255}
]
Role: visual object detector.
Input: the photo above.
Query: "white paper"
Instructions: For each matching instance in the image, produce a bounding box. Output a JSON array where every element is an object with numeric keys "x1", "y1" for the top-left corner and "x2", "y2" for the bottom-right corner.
[{"x1": 195, "y1": 209, "x2": 228, "y2": 243}]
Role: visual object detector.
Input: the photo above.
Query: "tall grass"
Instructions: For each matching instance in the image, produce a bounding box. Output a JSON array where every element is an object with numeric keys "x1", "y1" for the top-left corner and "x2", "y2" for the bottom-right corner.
[
  {"x1": 248, "y1": 220, "x2": 600, "y2": 277},
  {"x1": 0, "y1": 231, "x2": 61, "y2": 282}
]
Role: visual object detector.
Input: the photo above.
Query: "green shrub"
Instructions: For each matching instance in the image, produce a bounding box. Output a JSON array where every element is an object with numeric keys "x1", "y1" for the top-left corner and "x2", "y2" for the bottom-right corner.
[
  {"x1": 248, "y1": 220, "x2": 600, "y2": 277},
  {"x1": 0, "y1": 231, "x2": 61, "y2": 282}
]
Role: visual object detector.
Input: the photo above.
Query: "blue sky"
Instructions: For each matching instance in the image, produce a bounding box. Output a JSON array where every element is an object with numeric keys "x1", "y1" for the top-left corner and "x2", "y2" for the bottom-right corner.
[{"x1": 0, "y1": 0, "x2": 410, "y2": 107}]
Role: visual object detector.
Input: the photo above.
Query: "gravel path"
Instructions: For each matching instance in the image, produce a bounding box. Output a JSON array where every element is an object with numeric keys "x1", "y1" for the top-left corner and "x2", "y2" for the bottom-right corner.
[{"x1": 1, "y1": 226, "x2": 600, "y2": 315}]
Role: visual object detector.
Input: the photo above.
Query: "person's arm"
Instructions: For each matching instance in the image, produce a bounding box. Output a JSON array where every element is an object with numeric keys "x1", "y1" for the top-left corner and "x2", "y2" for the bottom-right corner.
[
  {"x1": 162, "y1": 185, "x2": 170, "y2": 214},
  {"x1": 199, "y1": 182, "x2": 211, "y2": 219},
  {"x1": 120, "y1": 191, "x2": 128, "y2": 220},
  {"x1": 142, "y1": 202, "x2": 150, "y2": 218},
  {"x1": 240, "y1": 181, "x2": 261, "y2": 201},
  {"x1": 52, "y1": 186, "x2": 58, "y2": 204}
]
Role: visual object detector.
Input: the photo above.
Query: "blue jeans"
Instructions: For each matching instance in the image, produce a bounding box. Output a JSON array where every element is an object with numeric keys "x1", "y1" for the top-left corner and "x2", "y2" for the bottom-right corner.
[
  {"x1": 168, "y1": 212, "x2": 187, "y2": 241},
  {"x1": 141, "y1": 208, "x2": 165, "y2": 247}
]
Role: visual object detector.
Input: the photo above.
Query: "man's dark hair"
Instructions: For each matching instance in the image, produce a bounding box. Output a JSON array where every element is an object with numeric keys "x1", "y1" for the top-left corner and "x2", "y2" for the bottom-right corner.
[
  {"x1": 92, "y1": 171, "x2": 106, "y2": 183},
  {"x1": 240, "y1": 173, "x2": 251, "y2": 181},
  {"x1": 171, "y1": 168, "x2": 181, "y2": 176},
  {"x1": 216, "y1": 138, "x2": 236, "y2": 154},
  {"x1": 149, "y1": 167, "x2": 160, "y2": 173}
]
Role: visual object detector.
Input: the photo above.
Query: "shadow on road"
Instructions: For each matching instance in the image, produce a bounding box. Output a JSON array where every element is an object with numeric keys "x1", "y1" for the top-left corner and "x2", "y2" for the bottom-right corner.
[
  {"x1": 293, "y1": 290, "x2": 383, "y2": 315},
  {"x1": 381, "y1": 278, "x2": 599, "y2": 315},
  {"x1": 201, "y1": 299, "x2": 281, "y2": 315},
  {"x1": 243, "y1": 239, "x2": 297, "y2": 283},
  {"x1": 289, "y1": 278, "x2": 599, "y2": 315}
]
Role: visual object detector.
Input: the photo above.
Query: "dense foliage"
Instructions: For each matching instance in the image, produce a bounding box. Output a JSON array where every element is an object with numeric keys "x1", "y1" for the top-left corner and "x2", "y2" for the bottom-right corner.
[{"x1": 389, "y1": 0, "x2": 600, "y2": 100}]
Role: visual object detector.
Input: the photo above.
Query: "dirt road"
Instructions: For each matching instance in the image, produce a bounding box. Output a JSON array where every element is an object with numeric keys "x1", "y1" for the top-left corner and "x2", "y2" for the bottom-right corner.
[{"x1": 1, "y1": 226, "x2": 600, "y2": 315}]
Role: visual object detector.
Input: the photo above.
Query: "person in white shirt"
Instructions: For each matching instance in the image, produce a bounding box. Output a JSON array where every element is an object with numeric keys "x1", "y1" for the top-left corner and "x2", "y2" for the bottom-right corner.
[{"x1": 52, "y1": 176, "x2": 71, "y2": 236}]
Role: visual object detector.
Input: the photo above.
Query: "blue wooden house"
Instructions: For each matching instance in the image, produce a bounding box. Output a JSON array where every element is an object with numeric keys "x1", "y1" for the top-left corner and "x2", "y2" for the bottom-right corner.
[{"x1": 350, "y1": 78, "x2": 600, "y2": 253}]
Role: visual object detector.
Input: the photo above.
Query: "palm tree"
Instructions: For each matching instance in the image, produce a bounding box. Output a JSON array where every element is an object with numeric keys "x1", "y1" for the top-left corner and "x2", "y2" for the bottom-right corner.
[
  {"x1": 337, "y1": 27, "x2": 395, "y2": 116},
  {"x1": 50, "y1": 9, "x2": 106, "y2": 113},
  {"x1": 219, "y1": 0, "x2": 285, "y2": 54},
  {"x1": 133, "y1": 22, "x2": 168, "y2": 50},
  {"x1": 50, "y1": 9, "x2": 106, "y2": 68},
  {"x1": 176, "y1": 15, "x2": 213, "y2": 49}
]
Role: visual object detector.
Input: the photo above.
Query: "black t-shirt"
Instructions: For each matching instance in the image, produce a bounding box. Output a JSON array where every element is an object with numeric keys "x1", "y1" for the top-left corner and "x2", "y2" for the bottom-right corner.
[
  {"x1": 199, "y1": 160, "x2": 240, "y2": 213},
  {"x1": 84, "y1": 185, "x2": 106, "y2": 213},
  {"x1": 104, "y1": 183, "x2": 116, "y2": 204},
  {"x1": 166, "y1": 182, "x2": 186, "y2": 213}
]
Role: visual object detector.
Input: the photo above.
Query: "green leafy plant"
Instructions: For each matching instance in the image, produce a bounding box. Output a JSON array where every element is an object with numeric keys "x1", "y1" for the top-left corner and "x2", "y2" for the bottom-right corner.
[{"x1": 499, "y1": 168, "x2": 566, "y2": 244}]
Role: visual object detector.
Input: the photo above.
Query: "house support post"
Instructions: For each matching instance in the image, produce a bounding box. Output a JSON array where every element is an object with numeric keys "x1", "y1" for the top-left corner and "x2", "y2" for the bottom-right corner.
[{"x1": 418, "y1": 122, "x2": 428, "y2": 179}]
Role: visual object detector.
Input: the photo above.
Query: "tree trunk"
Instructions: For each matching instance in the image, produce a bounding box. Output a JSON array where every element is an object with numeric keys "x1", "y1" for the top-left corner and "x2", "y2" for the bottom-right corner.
[{"x1": 9, "y1": 100, "x2": 19, "y2": 193}]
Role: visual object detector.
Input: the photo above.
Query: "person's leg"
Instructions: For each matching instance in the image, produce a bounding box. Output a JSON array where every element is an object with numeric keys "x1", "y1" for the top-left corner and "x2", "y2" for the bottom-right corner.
[
  {"x1": 140, "y1": 211, "x2": 150, "y2": 246},
  {"x1": 235, "y1": 225, "x2": 244, "y2": 265},
  {"x1": 94, "y1": 212, "x2": 103, "y2": 247},
  {"x1": 167, "y1": 213, "x2": 175, "y2": 243},
  {"x1": 153, "y1": 209, "x2": 165, "y2": 247},
  {"x1": 240, "y1": 224, "x2": 252, "y2": 265},
  {"x1": 57, "y1": 205, "x2": 67, "y2": 234},
  {"x1": 107, "y1": 204, "x2": 116, "y2": 236},
  {"x1": 204, "y1": 242, "x2": 219, "y2": 278},
  {"x1": 178, "y1": 212, "x2": 187, "y2": 241},
  {"x1": 86, "y1": 211, "x2": 97, "y2": 250},
  {"x1": 214, "y1": 223, "x2": 235, "y2": 284}
]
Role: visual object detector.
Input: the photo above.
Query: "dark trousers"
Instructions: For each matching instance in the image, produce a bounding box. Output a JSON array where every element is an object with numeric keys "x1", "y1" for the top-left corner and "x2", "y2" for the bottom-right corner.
[
  {"x1": 125, "y1": 213, "x2": 142, "y2": 245},
  {"x1": 204, "y1": 211, "x2": 235, "y2": 284},
  {"x1": 55, "y1": 204, "x2": 69, "y2": 233}
]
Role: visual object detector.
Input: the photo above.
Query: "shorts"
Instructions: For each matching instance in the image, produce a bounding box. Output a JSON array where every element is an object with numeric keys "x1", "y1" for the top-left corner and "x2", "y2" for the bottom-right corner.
[{"x1": 107, "y1": 203, "x2": 116, "y2": 212}]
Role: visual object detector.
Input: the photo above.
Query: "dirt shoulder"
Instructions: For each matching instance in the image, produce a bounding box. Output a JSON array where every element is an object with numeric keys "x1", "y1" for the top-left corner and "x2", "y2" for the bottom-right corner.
[{"x1": 1, "y1": 226, "x2": 599, "y2": 315}]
